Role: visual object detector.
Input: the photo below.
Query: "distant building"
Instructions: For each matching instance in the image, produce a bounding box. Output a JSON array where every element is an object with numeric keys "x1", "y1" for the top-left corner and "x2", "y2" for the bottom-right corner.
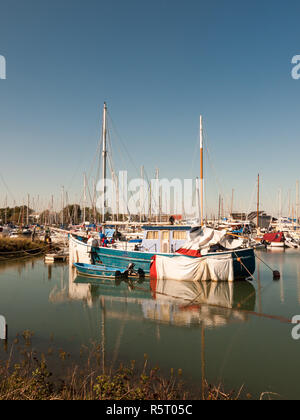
[{"x1": 231, "y1": 211, "x2": 272, "y2": 229}]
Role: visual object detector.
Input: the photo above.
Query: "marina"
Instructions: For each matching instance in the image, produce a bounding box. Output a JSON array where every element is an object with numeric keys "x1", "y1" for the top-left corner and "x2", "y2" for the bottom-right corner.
[
  {"x1": 1, "y1": 100, "x2": 300, "y2": 399},
  {"x1": 2, "y1": 0, "x2": 300, "y2": 402}
]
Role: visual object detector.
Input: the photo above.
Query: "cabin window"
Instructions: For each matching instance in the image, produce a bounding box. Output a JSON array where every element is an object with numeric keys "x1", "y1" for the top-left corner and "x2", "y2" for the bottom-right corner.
[
  {"x1": 146, "y1": 231, "x2": 159, "y2": 240},
  {"x1": 161, "y1": 231, "x2": 169, "y2": 240},
  {"x1": 173, "y1": 231, "x2": 187, "y2": 240}
]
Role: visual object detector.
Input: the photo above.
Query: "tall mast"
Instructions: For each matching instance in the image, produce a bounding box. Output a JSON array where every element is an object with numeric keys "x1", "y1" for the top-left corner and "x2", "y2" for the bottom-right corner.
[
  {"x1": 200, "y1": 115, "x2": 204, "y2": 226},
  {"x1": 231, "y1": 189, "x2": 234, "y2": 217},
  {"x1": 115, "y1": 171, "x2": 119, "y2": 221},
  {"x1": 93, "y1": 178, "x2": 97, "y2": 223},
  {"x1": 102, "y1": 102, "x2": 107, "y2": 222},
  {"x1": 196, "y1": 178, "x2": 201, "y2": 222},
  {"x1": 140, "y1": 165, "x2": 144, "y2": 223},
  {"x1": 51, "y1": 195, "x2": 54, "y2": 225},
  {"x1": 257, "y1": 174, "x2": 260, "y2": 229},
  {"x1": 61, "y1": 186, "x2": 64, "y2": 226},
  {"x1": 149, "y1": 182, "x2": 152, "y2": 222},
  {"x1": 155, "y1": 168, "x2": 159, "y2": 223},
  {"x1": 4, "y1": 195, "x2": 7, "y2": 225},
  {"x1": 297, "y1": 180, "x2": 299, "y2": 228},
  {"x1": 66, "y1": 191, "x2": 69, "y2": 224},
  {"x1": 27, "y1": 193, "x2": 29, "y2": 225},
  {"x1": 111, "y1": 169, "x2": 116, "y2": 221},
  {"x1": 83, "y1": 172, "x2": 87, "y2": 224},
  {"x1": 279, "y1": 188, "x2": 282, "y2": 222},
  {"x1": 221, "y1": 197, "x2": 224, "y2": 220}
]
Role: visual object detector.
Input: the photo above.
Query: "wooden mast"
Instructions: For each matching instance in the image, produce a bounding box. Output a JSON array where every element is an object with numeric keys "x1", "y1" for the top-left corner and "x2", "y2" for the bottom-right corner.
[
  {"x1": 83, "y1": 172, "x2": 87, "y2": 224},
  {"x1": 200, "y1": 115, "x2": 204, "y2": 226},
  {"x1": 27, "y1": 193, "x2": 29, "y2": 225},
  {"x1": 61, "y1": 186, "x2": 64, "y2": 226},
  {"x1": 155, "y1": 168, "x2": 162, "y2": 223},
  {"x1": 101, "y1": 102, "x2": 107, "y2": 223},
  {"x1": 257, "y1": 174, "x2": 259, "y2": 229},
  {"x1": 140, "y1": 165, "x2": 144, "y2": 223},
  {"x1": 196, "y1": 178, "x2": 201, "y2": 223},
  {"x1": 231, "y1": 189, "x2": 234, "y2": 217},
  {"x1": 4, "y1": 195, "x2": 7, "y2": 225},
  {"x1": 296, "y1": 180, "x2": 299, "y2": 228}
]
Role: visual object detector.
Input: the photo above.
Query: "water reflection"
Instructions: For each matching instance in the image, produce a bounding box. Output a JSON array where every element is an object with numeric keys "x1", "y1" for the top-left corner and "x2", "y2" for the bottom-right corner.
[
  {"x1": 146, "y1": 278, "x2": 256, "y2": 328},
  {"x1": 2, "y1": 252, "x2": 300, "y2": 398},
  {"x1": 63, "y1": 265, "x2": 256, "y2": 330},
  {"x1": 0, "y1": 258, "x2": 36, "y2": 274}
]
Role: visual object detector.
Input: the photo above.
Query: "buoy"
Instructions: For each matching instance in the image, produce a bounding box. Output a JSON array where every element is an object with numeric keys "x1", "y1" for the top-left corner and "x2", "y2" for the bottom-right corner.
[{"x1": 254, "y1": 252, "x2": 281, "y2": 281}]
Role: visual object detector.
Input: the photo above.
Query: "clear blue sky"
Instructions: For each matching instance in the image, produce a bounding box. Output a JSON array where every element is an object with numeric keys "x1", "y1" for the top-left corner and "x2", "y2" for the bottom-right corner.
[{"x1": 1, "y1": 0, "x2": 300, "y2": 217}]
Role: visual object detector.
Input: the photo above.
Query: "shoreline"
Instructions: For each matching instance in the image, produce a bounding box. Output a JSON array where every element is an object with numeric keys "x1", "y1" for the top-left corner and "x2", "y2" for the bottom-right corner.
[{"x1": 0, "y1": 237, "x2": 50, "y2": 261}]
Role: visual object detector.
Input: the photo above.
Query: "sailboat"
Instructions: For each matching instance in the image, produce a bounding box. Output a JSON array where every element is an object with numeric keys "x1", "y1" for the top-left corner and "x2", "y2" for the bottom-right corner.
[{"x1": 69, "y1": 106, "x2": 256, "y2": 280}]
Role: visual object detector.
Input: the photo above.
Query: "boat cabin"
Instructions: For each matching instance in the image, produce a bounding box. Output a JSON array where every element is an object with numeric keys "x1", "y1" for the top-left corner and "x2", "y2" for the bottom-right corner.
[{"x1": 141, "y1": 225, "x2": 191, "y2": 253}]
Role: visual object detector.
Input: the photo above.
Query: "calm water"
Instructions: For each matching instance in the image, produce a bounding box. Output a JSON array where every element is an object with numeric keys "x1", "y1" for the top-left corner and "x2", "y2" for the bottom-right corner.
[{"x1": 1, "y1": 249, "x2": 300, "y2": 399}]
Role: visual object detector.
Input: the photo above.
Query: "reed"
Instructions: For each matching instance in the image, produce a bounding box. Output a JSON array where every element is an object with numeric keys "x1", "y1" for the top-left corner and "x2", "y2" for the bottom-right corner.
[
  {"x1": 0, "y1": 237, "x2": 45, "y2": 254},
  {"x1": 0, "y1": 331, "x2": 271, "y2": 400}
]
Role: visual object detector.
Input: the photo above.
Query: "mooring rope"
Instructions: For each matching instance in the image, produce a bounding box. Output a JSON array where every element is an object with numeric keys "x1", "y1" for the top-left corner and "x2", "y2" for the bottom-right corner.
[
  {"x1": 254, "y1": 251, "x2": 280, "y2": 276},
  {"x1": 233, "y1": 251, "x2": 257, "y2": 281}
]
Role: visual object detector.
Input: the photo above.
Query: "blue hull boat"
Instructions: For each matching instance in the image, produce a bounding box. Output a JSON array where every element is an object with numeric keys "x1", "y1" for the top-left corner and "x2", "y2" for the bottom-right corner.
[
  {"x1": 91, "y1": 246, "x2": 169, "y2": 274},
  {"x1": 90, "y1": 246, "x2": 255, "y2": 280},
  {"x1": 74, "y1": 262, "x2": 127, "y2": 279},
  {"x1": 70, "y1": 235, "x2": 256, "y2": 280}
]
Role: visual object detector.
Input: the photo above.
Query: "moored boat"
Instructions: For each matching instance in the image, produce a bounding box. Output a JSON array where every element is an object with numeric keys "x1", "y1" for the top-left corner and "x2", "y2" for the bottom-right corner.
[
  {"x1": 74, "y1": 261, "x2": 145, "y2": 279},
  {"x1": 69, "y1": 109, "x2": 256, "y2": 281},
  {"x1": 69, "y1": 226, "x2": 256, "y2": 281},
  {"x1": 263, "y1": 232, "x2": 285, "y2": 248},
  {"x1": 74, "y1": 262, "x2": 127, "y2": 279}
]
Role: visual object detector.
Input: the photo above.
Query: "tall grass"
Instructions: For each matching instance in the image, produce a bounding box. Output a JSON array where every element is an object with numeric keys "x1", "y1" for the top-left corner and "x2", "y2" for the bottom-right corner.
[
  {"x1": 0, "y1": 237, "x2": 44, "y2": 252},
  {"x1": 0, "y1": 331, "x2": 252, "y2": 400}
]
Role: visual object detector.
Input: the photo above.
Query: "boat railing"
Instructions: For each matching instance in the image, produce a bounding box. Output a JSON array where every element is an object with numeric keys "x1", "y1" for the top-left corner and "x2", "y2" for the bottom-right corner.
[{"x1": 142, "y1": 243, "x2": 157, "y2": 252}]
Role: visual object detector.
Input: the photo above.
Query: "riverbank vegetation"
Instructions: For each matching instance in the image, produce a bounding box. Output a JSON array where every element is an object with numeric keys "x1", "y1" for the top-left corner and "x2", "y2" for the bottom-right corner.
[
  {"x1": 0, "y1": 331, "x2": 252, "y2": 400},
  {"x1": 0, "y1": 237, "x2": 43, "y2": 252},
  {"x1": 0, "y1": 238, "x2": 49, "y2": 261}
]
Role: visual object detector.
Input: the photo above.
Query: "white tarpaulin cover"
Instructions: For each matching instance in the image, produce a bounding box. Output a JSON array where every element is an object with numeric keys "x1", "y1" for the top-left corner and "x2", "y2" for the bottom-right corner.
[
  {"x1": 176, "y1": 226, "x2": 244, "y2": 256},
  {"x1": 152, "y1": 253, "x2": 234, "y2": 282}
]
